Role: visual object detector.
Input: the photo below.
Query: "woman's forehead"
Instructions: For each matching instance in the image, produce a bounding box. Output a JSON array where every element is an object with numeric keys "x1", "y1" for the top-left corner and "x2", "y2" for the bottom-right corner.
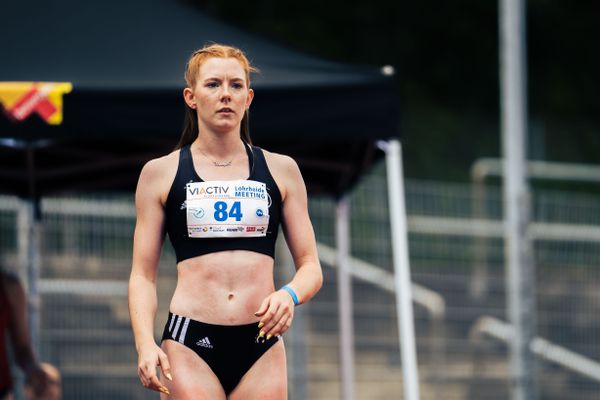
[{"x1": 198, "y1": 57, "x2": 246, "y2": 80}]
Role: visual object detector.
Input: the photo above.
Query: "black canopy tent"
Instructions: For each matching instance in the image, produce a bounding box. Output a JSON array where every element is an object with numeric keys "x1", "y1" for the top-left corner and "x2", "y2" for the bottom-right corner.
[
  {"x1": 0, "y1": 0, "x2": 398, "y2": 198},
  {"x1": 0, "y1": 2, "x2": 408, "y2": 394}
]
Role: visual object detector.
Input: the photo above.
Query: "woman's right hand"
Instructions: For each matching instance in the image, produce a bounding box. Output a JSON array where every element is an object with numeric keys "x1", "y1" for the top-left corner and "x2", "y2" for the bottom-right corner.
[{"x1": 137, "y1": 342, "x2": 172, "y2": 396}]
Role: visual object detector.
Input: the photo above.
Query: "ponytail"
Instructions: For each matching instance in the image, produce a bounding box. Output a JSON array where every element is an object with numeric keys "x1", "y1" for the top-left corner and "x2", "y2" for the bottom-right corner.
[{"x1": 175, "y1": 105, "x2": 199, "y2": 150}]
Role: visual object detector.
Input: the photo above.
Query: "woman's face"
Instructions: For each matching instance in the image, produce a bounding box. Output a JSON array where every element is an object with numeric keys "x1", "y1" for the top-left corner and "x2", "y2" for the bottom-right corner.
[{"x1": 185, "y1": 57, "x2": 254, "y2": 134}]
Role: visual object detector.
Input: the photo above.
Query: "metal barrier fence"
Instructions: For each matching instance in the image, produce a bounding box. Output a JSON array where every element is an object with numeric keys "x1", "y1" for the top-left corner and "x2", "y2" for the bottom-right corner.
[{"x1": 2, "y1": 161, "x2": 600, "y2": 399}]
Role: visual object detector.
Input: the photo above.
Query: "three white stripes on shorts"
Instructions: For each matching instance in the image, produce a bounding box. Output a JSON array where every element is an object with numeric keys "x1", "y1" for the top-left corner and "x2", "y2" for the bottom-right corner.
[{"x1": 168, "y1": 314, "x2": 190, "y2": 344}]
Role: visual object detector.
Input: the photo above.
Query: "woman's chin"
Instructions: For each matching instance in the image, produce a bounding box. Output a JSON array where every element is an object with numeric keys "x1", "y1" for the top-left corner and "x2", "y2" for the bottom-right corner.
[{"x1": 211, "y1": 121, "x2": 240, "y2": 134}]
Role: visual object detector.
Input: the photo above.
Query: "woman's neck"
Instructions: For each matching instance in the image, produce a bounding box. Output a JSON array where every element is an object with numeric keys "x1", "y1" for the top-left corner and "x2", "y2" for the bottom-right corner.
[{"x1": 192, "y1": 131, "x2": 246, "y2": 158}]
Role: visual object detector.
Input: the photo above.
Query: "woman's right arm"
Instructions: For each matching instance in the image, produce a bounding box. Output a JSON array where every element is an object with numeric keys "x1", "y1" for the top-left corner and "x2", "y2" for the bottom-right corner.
[{"x1": 128, "y1": 158, "x2": 171, "y2": 396}]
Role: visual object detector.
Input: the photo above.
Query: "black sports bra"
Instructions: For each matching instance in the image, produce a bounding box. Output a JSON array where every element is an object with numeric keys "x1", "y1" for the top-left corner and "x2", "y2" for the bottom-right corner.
[{"x1": 164, "y1": 144, "x2": 282, "y2": 263}]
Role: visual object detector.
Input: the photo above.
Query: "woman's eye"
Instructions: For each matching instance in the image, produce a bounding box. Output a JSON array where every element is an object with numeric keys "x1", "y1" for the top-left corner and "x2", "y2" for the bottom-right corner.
[
  {"x1": 206, "y1": 82, "x2": 219, "y2": 88},
  {"x1": 232, "y1": 83, "x2": 243, "y2": 89}
]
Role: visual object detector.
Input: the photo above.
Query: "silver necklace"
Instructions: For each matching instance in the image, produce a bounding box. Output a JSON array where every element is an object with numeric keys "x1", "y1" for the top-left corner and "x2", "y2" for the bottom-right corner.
[{"x1": 198, "y1": 148, "x2": 233, "y2": 167}]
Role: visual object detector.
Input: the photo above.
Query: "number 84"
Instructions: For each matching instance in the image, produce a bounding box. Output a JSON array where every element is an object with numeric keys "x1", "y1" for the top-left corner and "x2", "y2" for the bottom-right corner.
[{"x1": 214, "y1": 201, "x2": 243, "y2": 222}]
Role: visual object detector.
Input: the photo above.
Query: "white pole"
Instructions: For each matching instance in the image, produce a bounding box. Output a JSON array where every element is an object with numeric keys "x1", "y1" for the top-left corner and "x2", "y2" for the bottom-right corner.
[
  {"x1": 381, "y1": 139, "x2": 420, "y2": 400},
  {"x1": 276, "y1": 237, "x2": 307, "y2": 400},
  {"x1": 499, "y1": 0, "x2": 537, "y2": 399},
  {"x1": 26, "y1": 199, "x2": 42, "y2": 355},
  {"x1": 336, "y1": 197, "x2": 355, "y2": 400},
  {"x1": 14, "y1": 198, "x2": 42, "y2": 400}
]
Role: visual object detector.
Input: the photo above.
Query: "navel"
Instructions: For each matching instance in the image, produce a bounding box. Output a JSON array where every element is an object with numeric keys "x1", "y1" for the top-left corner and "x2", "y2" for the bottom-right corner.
[{"x1": 228, "y1": 292, "x2": 235, "y2": 301}]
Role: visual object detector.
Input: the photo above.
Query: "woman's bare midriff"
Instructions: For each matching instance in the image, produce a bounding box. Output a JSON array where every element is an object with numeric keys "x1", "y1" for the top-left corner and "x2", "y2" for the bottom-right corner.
[{"x1": 169, "y1": 250, "x2": 275, "y2": 325}]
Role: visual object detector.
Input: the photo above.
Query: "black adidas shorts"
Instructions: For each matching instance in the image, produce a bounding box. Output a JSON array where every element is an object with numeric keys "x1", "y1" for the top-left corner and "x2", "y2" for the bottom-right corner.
[{"x1": 161, "y1": 312, "x2": 279, "y2": 394}]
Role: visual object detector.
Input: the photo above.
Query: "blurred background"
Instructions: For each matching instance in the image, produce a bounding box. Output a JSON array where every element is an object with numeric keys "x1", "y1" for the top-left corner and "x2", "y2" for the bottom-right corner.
[
  {"x1": 202, "y1": 0, "x2": 600, "y2": 183},
  {"x1": 2, "y1": 0, "x2": 600, "y2": 399}
]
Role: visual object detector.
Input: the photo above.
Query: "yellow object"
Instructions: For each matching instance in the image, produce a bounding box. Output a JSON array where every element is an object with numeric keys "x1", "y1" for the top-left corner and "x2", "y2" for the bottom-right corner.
[{"x1": 0, "y1": 82, "x2": 72, "y2": 125}]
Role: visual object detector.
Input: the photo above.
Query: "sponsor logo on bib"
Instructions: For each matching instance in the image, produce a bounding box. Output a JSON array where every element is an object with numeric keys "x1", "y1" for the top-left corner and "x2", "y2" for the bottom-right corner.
[{"x1": 191, "y1": 208, "x2": 205, "y2": 219}]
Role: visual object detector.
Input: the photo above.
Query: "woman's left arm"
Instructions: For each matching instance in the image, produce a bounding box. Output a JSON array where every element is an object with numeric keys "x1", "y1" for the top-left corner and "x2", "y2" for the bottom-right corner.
[{"x1": 255, "y1": 155, "x2": 323, "y2": 339}]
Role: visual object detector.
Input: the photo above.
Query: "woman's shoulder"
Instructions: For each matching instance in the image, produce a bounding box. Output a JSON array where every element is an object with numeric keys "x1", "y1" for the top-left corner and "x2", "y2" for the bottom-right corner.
[
  {"x1": 260, "y1": 148, "x2": 298, "y2": 173},
  {"x1": 138, "y1": 149, "x2": 180, "y2": 180},
  {"x1": 142, "y1": 149, "x2": 180, "y2": 173},
  {"x1": 260, "y1": 149, "x2": 305, "y2": 200},
  {"x1": 136, "y1": 149, "x2": 182, "y2": 200}
]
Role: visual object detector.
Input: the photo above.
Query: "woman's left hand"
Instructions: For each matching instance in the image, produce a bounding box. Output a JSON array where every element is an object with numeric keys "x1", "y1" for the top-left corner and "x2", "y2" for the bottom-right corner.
[{"x1": 254, "y1": 289, "x2": 295, "y2": 339}]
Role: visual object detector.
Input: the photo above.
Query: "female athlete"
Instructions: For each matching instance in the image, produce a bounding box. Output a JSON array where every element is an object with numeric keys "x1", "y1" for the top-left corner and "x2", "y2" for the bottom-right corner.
[{"x1": 128, "y1": 44, "x2": 323, "y2": 399}]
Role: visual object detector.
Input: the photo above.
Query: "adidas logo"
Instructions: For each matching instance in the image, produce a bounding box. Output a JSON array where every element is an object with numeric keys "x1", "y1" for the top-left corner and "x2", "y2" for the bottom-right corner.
[{"x1": 196, "y1": 337, "x2": 213, "y2": 349}]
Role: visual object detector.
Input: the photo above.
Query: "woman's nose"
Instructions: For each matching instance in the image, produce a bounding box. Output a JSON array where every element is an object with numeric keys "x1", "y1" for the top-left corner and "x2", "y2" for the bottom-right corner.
[{"x1": 220, "y1": 86, "x2": 231, "y2": 101}]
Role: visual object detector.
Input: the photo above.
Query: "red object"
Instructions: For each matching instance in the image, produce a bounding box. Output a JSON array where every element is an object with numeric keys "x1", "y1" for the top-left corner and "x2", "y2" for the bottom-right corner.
[
  {"x1": 35, "y1": 98, "x2": 58, "y2": 120},
  {"x1": 6, "y1": 86, "x2": 57, "y2": 122}
]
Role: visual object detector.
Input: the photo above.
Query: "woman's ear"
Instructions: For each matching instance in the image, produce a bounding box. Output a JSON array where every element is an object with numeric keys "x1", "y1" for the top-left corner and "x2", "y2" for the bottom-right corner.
[
  {"x1": 183, "y1": 87, "x2": 196, "y2": 109},
  {"x1": 246, "y1": 88, "x2": 254, "y2": 109}
]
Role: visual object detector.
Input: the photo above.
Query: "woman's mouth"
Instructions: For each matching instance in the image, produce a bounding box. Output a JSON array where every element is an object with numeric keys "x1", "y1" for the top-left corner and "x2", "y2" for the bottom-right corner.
[{"x1": 217, "y1": 108, "x2": 234, "y2": 114}]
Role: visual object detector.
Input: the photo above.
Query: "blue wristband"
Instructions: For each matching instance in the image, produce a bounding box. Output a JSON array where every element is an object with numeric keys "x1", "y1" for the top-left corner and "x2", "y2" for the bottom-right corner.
[{"x1": 280, "y1": 285, "x2": 299, "y2": 306}]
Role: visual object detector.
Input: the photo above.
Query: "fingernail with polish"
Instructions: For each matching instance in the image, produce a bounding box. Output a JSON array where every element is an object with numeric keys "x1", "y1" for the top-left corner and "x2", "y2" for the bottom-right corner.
[
  {"x1": 166, "y1": 373, "x2": 173, "y2": 381},
  {"x1": 259, "y1": 331, "x2": 265, "y2": 337},
  {"x1": 266, "y1": 334, "x2": 272, "y2": 340},
  {"x1": 258, "y1": 322, "x2": 264, "y2": 329}
]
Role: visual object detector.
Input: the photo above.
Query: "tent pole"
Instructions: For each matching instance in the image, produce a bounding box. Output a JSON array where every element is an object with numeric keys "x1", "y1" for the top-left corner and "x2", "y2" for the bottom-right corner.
[
  {"x1": 336, "y1": 197, "x2": 355, "y2": 400},
  {"x1": 380, "y1": 139, "x2": 420, "y2": 400}
]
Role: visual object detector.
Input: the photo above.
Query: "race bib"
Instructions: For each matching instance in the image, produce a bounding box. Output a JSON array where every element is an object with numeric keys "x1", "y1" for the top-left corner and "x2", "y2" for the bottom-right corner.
[{"x1": 186, "y1": 180, "x2": 270, "y2": 238}]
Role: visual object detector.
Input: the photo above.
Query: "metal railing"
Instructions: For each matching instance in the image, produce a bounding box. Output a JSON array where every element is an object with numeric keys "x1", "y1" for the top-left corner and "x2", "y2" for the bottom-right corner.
[
  {"x1": 470, "y1": 316, "x2": 600, "y2": 383},
  {"x1": 318, "y1": 242, "x2": 447, "y2": 397}
]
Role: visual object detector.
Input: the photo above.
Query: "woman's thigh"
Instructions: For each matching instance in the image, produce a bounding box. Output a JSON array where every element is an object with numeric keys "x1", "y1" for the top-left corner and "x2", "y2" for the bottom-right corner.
[
  {"x1": 229, "y1": 340, "x2": 288, "y2": 400},
  {"x1": 161, "y1": 339, "x2": 226, "y2": 400}
]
